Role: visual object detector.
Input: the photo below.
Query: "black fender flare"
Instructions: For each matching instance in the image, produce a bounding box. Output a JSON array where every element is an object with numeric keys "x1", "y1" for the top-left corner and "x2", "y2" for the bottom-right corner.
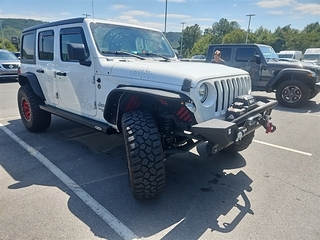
[
  {"x1": 18, "y1": 72, "x2": 45, "y2": 100},
  {"x1": 103, "y1": 86, "x2": 193, "y2": 126},
  {"x1": 266, "y1": 68, "x2": 315, "y2": 91}
]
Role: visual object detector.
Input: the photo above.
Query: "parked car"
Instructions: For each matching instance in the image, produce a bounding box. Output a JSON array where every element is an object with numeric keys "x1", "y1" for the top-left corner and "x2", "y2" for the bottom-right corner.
[
  {"x1": 303, "y1": 48, "x2": 320, "y2": 65},
  {"x1": 277, "y1": 50, "x2": 303, "y2": 61},
  {"x1": 0, "y1": 49, "x2": 20, "y2": 81},
  {"x1": 205, "y1": 44, "x2": 320, "y2": 108},
  {"x1": 191, "y1": 55, "x2": 205, "y2": 59}
]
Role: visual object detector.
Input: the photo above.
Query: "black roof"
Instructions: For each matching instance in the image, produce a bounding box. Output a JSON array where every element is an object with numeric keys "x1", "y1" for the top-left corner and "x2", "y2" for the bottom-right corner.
[{"x1": 22, "y1": 17, "x2": 85, "y2": 33}]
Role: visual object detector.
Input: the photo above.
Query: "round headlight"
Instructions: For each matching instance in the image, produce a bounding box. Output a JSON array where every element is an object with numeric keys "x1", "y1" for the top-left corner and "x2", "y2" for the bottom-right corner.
[{"x1": 198, "y1": 83, "x2": 208, "y2": 103}]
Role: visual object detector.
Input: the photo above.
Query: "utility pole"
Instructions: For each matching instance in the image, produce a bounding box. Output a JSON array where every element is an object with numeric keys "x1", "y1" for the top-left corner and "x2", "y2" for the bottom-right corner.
[
  {"x1": 0, "y1": 20, "x2": 5, "y2": 49},
  {"x1": 82, "y1": 13, "x2": 91, "y2": 18},
  {"x1": 164, "y1": 0, "x2": 168, "y2": 36},
  {"x1": 180, "y1": 22, "x2": 186, "y2": 57},
  {"x1": 245, "y1": 14, "x2": 255, "y2": 44}
]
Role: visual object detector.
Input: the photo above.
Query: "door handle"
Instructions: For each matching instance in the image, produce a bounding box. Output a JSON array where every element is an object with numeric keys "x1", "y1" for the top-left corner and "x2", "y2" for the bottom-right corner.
[
  {"x1": 56, "y1": 71, "x2": 67, "y2": 76},
  {"x1": 36, "y1": 69, "x2": 44, "y2": 73}
]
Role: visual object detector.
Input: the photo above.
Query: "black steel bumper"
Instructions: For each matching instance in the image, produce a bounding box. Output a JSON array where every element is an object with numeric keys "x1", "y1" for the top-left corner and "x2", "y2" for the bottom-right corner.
[{"x1": 191, "y1": 100, "x2": 277, "y2": 147}]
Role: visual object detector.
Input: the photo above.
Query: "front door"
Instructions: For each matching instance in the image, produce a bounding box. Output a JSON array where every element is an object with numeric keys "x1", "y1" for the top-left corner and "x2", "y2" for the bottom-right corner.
[{"x1": 55, "y1": 26, "x2": 96, "y2": 116}]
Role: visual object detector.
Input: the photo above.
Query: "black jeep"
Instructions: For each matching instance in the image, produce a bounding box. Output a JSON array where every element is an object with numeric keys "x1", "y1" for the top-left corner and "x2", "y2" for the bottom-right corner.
[{"x1": 205, "y1": 44, "x2": 320, "y2": 108}]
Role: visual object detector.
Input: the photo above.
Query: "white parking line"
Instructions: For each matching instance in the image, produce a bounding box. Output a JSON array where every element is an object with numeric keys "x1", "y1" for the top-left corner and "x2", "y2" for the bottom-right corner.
[
  {"x1": 0, "y1": 123, "x2": 140, "y2": 240},
  {"x1": 253, "y1": 140, "x2": 312, "y2": 156}
]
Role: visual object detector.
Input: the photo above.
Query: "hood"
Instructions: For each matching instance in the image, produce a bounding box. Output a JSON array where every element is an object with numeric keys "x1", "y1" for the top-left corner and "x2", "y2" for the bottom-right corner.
[
  {"x1": 107, "y1": 60, "x2": 248, "y2": 87},
  {"x1": 268, "y1": 58, "x2": 320, "y2": 72}
]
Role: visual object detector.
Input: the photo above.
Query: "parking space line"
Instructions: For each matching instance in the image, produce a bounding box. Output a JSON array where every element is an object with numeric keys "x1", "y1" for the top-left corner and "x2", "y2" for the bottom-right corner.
[
  {"x1": 0, "y1": 123, "x2": 140, "y2": 240},
  {"x1": 253, "y1": 140, "x2": 312, "y2": 156}
]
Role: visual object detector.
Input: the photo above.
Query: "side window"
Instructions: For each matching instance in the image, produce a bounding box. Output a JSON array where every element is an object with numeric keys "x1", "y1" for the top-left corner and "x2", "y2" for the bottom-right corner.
[
  {"x1": 60, "y1": 27, "x2": 89, "y2": 62},
  {"x1": 21, "y1": 32, "x2": 35, "y2": 63},
  {"x1": 38, "y1": 30, "x2": 54, "y2": 61},
  {"x1": 236, "y1": 48, "x2": 256, "y2": 62},
  {"x1": 218, "y1": 48, "x2": 231, "y2": 62}
]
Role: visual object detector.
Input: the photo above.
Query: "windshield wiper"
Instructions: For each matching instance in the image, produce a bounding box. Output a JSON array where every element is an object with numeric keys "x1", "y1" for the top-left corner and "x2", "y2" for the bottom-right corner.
[
  {"x1": 102, "y1": 50, "x2": 145, "y2": 60},
  {"x1": 145, "y1": 52, "x2": 171, "y2": 62}
]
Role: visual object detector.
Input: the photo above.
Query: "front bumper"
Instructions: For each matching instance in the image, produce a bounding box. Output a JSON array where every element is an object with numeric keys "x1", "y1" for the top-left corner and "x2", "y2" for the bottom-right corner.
[{"x1": 191, "y1": 100, "x2": 277, "y2": 147}]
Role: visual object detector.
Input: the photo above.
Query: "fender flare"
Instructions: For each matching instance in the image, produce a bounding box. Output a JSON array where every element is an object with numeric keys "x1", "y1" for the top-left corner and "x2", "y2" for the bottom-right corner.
[
  {"x1": 266, "y1": 68, "x2": 315, "y2": 91},
  {"x1": 18, "y1": 72, "x2": 45, "y2": 100},
  {"x1": 103, "y1": 86, "x2": 192, "y2": 125}
]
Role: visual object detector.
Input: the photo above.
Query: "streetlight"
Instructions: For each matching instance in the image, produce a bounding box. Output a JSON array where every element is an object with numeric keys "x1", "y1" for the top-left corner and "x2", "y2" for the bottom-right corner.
[
  {"x1": 164, "y1": 0, "x2": 168, "y2": 36},
  {"x1": 0, "y1": 20, "x2": 5, "y2": 49},
  {"x1": 180, "y1": 22, "x2": 186, "y2": 57},
  {"x1": 245, "y1": 14, "x2": 255, "y2": 44}
]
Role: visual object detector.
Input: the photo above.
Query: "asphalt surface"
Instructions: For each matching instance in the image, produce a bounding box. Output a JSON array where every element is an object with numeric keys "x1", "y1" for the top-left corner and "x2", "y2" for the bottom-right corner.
[{"x1": 1, "y1": 79, "x2": 320, "y2": 240}]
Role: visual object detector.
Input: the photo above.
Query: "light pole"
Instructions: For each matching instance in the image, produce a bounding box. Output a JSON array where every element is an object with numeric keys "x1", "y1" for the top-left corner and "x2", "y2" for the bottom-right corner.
[
  {"x1": 245, "y1": 14, "x2": 255, "y2": 44},
  {"x1": 180, "y1": 22, "x2": 186, "y2": 57},
  {"x1": 0, "y1": 20, "x2": 5, "y2": 49},
  {"x1": 164, "y1": 0, "x2": 168, "y2": 36}
]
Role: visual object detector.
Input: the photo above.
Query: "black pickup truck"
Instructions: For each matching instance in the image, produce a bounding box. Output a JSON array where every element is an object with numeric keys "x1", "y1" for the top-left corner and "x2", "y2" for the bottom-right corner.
[{"x1": 205, "y1": 44, "x2": 320, "y2": 108}]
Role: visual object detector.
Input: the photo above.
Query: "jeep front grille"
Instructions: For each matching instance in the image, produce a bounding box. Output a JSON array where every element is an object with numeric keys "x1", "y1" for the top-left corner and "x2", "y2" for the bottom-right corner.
[{"x1": 214, "y1": 76, "x2": 250, "y2": 114}]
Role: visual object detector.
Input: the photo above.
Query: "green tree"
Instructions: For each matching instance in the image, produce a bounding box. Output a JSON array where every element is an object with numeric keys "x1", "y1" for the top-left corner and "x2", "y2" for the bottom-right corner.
[
  {"x1": 223, "y1": 29, "x2": 247, "y2": 43},
  {"x1": 178, "y1": 24, "x2": 202, "y2": 57},
  {"x1": 211, "y1": 18, "x2": 241, "y2": 43},
  {"x1": 0, "y1": 37, "x2": 17, "y2": 51},
  {"x1": 190, "y1": 34, "x2": 214, "y2": 56}
]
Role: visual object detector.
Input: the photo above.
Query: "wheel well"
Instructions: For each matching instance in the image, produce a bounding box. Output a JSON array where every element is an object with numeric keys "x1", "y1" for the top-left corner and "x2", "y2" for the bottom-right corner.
[
  {"x1": 104, "y1": 89, "x2": 196, "y2": 133},
  {"x1": 272, "y1": 71, "x2": 312, "y2": 90},
  {"x1": 18, "y1": 73, "x2": 45, "y2": 100}
]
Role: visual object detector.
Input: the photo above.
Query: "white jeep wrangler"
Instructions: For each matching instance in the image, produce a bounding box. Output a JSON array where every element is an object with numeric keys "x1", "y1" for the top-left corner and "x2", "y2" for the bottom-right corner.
[{"x1": 18, "y1": 17, "x2": 277, "y2": 199}]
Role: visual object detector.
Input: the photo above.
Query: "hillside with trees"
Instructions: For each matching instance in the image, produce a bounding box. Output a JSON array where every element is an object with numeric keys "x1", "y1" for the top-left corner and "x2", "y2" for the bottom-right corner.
[{"x1": 1, "y1": 18, "x2": 319, "y2": 58}]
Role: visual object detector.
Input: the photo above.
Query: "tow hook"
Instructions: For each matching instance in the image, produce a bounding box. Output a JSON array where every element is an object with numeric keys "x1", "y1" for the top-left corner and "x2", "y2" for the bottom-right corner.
[{"x1": 259, "y1": 116, "x2": 276, "y2": 133}]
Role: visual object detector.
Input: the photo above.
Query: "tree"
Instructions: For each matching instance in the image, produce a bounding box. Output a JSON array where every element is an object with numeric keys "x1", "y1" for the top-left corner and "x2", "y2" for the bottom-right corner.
[
  {"x1": 191, "y1": 34, "x2": 214, "y2": 56},
  {"x1": 178, "y1": 24, "x2": 202, "y2": 57},
  {"x1": 211, "y1": 18, "x2": 241, "y2": 43},
  {"x1": 223, "y1": 29, "x2": 247, "y2": 43}
]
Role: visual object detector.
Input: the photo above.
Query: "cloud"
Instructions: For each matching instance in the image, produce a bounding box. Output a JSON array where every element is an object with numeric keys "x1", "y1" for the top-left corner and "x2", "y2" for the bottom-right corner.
[
  {"x1": 269, "y1": 10, "x2": 284, "y2": 15},
  {"x1": 126, "y1": 10, "x2": 152, "y2": 17},
  {"x1": 110, "y1": 4, "x2": 129, "y2": 10},
  {"x1": 157, "y1": 0, "x2": 186, "y2": 2},
  {"x1": 294, "y1": 3, "x2": 320, "y2": 15},
  {"x1": 256, "y1": 0, "x2": 296, "y2": 8}
]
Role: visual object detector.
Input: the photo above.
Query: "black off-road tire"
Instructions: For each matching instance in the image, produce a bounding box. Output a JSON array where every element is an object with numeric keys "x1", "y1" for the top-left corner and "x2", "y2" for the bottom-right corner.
[
  {"x1": 18, "y1": 85, "x2": 51, "y2": 132},
  {"x1": 309, "y1": 91, "x2": 318, "y2": 100},
  {"x1": 222, "y1": 131, "x2": 255, "y2": 153},
  {"x1": 121, "y1": 111, "x2": 165, "y2": 200},
  {"x1": 276, "y1": 80, "x2": 310, "y2": 108}
]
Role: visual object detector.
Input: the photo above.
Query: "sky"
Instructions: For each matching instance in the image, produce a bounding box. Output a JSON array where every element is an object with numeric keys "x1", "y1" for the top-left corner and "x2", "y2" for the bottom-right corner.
[{"x1": 0, "y1": 0, "x2": 319, "y2": 33}]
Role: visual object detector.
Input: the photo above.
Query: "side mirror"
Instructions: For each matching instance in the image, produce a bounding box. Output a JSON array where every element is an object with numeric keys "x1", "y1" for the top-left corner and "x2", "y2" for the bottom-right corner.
[
  {"x1": 254, "y1": 54, "x2": 261, "y2": 64},
  {"x1": 67, "y1": 43, "x2": 91, "y2": 66}
]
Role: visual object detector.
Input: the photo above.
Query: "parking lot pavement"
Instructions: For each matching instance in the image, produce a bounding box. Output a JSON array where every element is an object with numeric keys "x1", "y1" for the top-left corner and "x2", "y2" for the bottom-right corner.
[{"x1": 1, "y1": 82, "x2": 320, "y2": 239}]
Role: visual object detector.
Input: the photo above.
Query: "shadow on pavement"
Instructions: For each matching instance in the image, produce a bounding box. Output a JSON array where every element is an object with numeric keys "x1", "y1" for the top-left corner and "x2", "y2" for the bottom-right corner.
[{"x1": 1, "y1": 117, "x2": 254, "y2": 239}]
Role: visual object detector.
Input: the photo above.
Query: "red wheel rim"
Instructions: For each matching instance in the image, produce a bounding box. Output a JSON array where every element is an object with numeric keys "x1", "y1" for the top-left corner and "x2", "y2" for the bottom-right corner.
[{"x1": 22, "y1": 98, "x2": 31, "y2": 121}]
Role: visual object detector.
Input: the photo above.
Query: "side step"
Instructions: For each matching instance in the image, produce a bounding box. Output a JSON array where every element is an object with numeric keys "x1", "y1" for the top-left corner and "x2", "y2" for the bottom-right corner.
[{"x1": 39, "y1": 105, "x2": 115, "y2": 134}]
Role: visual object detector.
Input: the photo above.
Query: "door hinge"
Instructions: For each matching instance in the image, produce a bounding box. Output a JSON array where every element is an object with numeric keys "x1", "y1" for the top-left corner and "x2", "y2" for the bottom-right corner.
[{"x1": 55, "y1": 92, "x2": 59, "y2": 99}]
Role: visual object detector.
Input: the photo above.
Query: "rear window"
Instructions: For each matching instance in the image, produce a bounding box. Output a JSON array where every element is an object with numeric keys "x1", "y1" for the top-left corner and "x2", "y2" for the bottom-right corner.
[{"x1": 21, "y1": 32, "x2": 36, "y2": 62}]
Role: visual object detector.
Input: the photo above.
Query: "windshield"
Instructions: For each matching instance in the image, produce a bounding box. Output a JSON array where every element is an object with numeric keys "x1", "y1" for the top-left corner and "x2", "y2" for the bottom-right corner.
[
  {"x1": 0, "y1": 51, "x2": 19, "y2": 60},
  {"x1": 278, "y1": 54, "x2": 294, "y2": 58},
  {"x1": 90, "y1": 22, "x2": 175, "y2": 58},
  {"x1": 303, "y1": 54, "x2": 320, "y2": 60},
  {"x1": 258, "y1": 45, "x2": 279, "y2": 60}
]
